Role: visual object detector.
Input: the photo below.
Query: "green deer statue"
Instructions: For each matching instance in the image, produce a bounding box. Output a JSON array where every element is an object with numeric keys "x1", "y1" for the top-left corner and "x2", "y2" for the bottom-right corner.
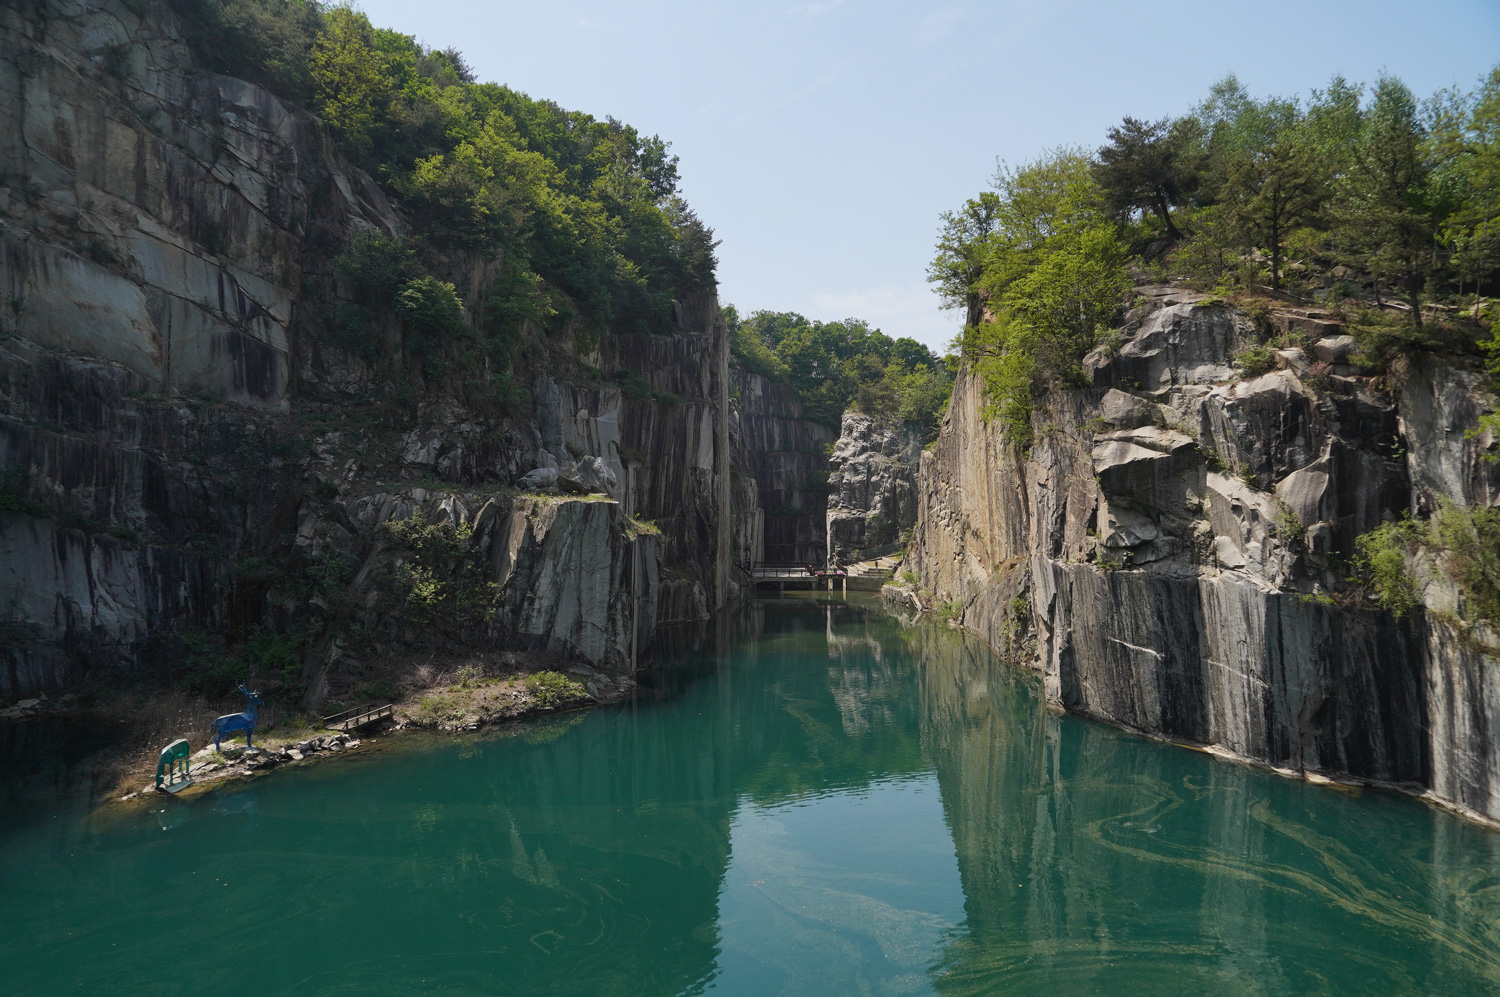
[{"x1": 155, "y1": 739, "x2": 193, "y2": 792}]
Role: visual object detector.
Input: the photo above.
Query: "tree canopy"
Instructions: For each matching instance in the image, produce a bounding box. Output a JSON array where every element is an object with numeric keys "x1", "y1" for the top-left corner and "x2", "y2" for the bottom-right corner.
[
  {"x1": 935, "y1": 66, "x2": 1500, "y2": 446},
  {"x1": 171, "y1": 0, "x2": 719, "y2": 398},
  {"x1": 726, "y1": 308, "x2": 953, "y2": 438}
]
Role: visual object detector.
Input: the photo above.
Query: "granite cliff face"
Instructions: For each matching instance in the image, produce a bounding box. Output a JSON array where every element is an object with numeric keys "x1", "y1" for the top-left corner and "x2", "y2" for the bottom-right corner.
[
  {"x1": 730, "y1": 370, "x2": 836, "y2": 567},
  {"x1": 825, "y1": 412, "x2": 919, "y2": 566},
  {"x1": 0, "y1": 1, "x2": 741, "y2": 703},
  {"x1": 898, "y1": 285, "x2": 1500, "y2": 823}
]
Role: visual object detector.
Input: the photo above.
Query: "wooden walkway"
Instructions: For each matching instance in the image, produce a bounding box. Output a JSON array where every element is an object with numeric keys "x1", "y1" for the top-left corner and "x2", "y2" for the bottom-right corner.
[
  {"x1": 323, "y1": 704, "x2": 394, "y2": 733},
  {"x1": 749, "y1": 563, "x2": 846, "y2": 591}
]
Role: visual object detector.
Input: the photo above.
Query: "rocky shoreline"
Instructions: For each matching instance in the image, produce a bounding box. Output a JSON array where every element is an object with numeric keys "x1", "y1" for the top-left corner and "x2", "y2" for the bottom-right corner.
[{"x1": 95, "y1": 663, "x2": 637, "y2": 809}]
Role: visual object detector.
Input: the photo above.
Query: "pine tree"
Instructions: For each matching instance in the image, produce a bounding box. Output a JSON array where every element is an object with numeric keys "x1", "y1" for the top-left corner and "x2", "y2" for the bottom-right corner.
[
  {"x1": 1225, "y1": 137, "x2": 1326, "y2": 290},
  {"x1": 1331, "y1": 76, "x2": 1438, "y2": 322},
  {"x1": 1092, "y1": 117, "x2": 1201, "y2": 240}
]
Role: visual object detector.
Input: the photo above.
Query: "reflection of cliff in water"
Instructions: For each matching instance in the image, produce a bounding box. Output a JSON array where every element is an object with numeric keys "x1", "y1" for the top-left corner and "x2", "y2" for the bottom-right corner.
[
  {"x1": 907, "y1": 620, "x2": 1500, "y2": 995},
  {"x1": 431, "y1": 595, "x2": 928, "y2": 993},
  {"x1": 648, "y1": 594, "x2": 926, "y2": 807},
  {"x1": 0, "y1": 716, "x2": 128, "y2": 839}
]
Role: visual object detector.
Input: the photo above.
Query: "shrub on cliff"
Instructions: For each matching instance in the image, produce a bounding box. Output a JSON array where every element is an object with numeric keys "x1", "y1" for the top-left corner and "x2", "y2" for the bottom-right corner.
[
  {"x1": 1354, "y1": 506, "x2": 1500, "y2": 628},
  {"x1": 1432, "y1": 504, "x2": 1500, "y2": 628},
  {"x1": 381, "y1": 511, "x2": 496, "y2": 629},
  {"x1": 1353, "y1": 519, "x2": 1423, "y2": 618}
]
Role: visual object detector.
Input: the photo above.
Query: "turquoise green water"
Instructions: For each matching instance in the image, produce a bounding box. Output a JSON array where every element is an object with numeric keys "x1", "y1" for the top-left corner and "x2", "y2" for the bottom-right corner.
[{"x1": 4, "y1": 596, "x2": 1500, "y2": 995}]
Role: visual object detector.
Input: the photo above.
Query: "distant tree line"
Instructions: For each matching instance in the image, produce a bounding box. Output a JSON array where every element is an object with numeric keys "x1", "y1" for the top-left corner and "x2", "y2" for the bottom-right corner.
[
  {"x1": 932, "y1": 68, "x2": 1500, "y2": 446},
  {"x1": 726, "y1": 308, "x2": 953, "y2": 439}
]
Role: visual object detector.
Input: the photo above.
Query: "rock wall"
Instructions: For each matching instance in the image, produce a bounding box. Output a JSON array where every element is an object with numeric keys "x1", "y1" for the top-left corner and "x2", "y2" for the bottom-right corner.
[
  {"x1": 730, "y1": 369, "x2": 836, "y2": 566},
  {"x1": 0, "y1": 1, "x2": 734, "y2": 701},
  {"x1": 901, "y1": 286, "x2": 1500, "y2": 822},
  {"x1": 825, "y1": 412, "x2": 920, "y2": 566},
  {"x1": 492, "y1": 496, "x2": 658, "y2": 671},
  {"x1": 0, "y1": 0, "x2": 401, "y2": 408}
]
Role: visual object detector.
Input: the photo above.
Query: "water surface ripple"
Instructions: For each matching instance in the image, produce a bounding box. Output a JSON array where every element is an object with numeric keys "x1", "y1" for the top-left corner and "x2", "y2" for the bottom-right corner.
[{"x1": 2, "y1": 596, "x2": 1499, "y2": 994}]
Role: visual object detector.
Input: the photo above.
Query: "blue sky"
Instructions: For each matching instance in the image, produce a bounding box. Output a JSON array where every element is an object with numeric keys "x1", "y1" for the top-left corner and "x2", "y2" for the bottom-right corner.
[{"x1": 356, "y1": 0, "x2": 1500, "y2": 352}]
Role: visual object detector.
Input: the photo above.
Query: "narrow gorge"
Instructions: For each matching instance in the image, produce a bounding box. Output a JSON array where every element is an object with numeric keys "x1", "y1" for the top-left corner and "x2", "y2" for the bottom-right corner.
[{"x1": 5, "y1": 2, "x2": 1500, "y2": 992}]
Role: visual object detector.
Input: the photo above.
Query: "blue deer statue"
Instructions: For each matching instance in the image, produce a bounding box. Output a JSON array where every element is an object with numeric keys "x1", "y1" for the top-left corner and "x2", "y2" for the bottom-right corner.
[{"x1": 212, "y1": 685, "x2": 263, "y2": 750}]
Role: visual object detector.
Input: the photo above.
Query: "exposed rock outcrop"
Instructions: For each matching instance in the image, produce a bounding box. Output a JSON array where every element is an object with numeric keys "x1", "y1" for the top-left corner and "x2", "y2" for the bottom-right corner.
[
  {"x1": 492, "y1": 496, "x2": 657, "y2": 671},
  {"x1": 825, "y1": 412, "x2": 920, "y2": 566},
  {"x1": 902, "y1": 290, "x2": 1500, "y2": 822}
]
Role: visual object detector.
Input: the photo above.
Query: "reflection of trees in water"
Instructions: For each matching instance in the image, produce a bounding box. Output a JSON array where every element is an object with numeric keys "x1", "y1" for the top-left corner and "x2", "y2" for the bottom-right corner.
[{"x1": 906, "y1": 620, "x2": 1500, "y2": 994}]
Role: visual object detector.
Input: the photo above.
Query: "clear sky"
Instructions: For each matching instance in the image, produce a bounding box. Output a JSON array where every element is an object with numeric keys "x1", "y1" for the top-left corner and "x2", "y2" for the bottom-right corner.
[{"x1": 355, "y1": 0, "x2": 1500, "y2": 352}]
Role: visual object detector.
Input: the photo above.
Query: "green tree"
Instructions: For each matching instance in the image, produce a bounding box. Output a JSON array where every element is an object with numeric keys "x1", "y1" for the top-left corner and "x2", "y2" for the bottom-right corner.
[
  {"x1": 309, "y1": 6, "x2": 394, "y2": 157},
  {"x1": 1431, "y1": 67, "x2": 1500, "y2": 295},
  {"x1": 1187, "y1": 78, "x2": 1323, "y2": 290},
  {"x1": 1002, "y1": 225, "x2": 1129, "y2": 381},
  {"x1": 929, "y1": 192, "x2": 1001, "y2": 329},
  {"x1": 170, "y1": 0, "x2": 324, "y2": 102},
  {"x1": 1224, "y1": 136, "x2": 1326, "y2": 290},
  {"x1": 396, "y1": 276, "x2": 468, "y2": 376},
  {"x1": 945, "y1": 149, "x2": 1129, "y2": 445},
  {"x1": 666, "y1": 198, "x2": 720, "y2": 292},
  {"x1": 1331, "y1": 75, "x2": 1440, "y2": 321},
  {"x1": 1093, "y1": 116, "x2": 1201, "y2": 240}
]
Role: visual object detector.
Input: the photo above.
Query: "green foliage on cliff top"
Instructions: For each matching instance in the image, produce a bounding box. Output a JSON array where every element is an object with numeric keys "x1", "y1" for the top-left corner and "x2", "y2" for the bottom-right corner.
[
  {"x1": 935, "y1": 68, "x2": 1500, "y2": 447},
  {"x1": 725, "y1": 305, "x2": 954, "y2": 438},
  {"x1": 943, "y1": 148, "x2": 1130, "y2": 447},
  {"x1": 172, "y1": 0, "x2": 718, "y2": 387}
]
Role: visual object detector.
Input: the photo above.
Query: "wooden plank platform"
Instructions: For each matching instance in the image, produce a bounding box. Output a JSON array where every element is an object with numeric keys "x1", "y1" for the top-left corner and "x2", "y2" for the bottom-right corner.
[{"x1": 323, "y1": 704, "x2": 394, "y2": 733}]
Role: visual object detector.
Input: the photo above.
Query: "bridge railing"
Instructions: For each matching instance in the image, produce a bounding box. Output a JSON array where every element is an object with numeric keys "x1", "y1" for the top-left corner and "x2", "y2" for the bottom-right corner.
[
  {"x1": 748, "y1": 563, "x2": 846, "y2": 580},
  {"x1": 323, "y1": 703, "x2": 394, "y2": 732}
]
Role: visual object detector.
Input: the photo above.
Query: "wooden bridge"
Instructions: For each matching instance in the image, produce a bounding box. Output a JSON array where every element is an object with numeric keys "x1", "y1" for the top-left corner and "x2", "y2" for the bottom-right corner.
[
  {"x1": 322, "y1": 704, "x2": 394, "y2": 733},
  {"x1": 749, "y1": 563, "x2": 846, "y2": 591},
  {"x1": 747, "y1": 553, "x2": 903, "y2": 594}
]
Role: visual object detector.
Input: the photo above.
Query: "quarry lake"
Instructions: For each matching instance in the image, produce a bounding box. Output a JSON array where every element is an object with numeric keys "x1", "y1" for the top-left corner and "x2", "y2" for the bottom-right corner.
[{"x1": 3, "y1": 595, "x2": 1500, "y2": 995}]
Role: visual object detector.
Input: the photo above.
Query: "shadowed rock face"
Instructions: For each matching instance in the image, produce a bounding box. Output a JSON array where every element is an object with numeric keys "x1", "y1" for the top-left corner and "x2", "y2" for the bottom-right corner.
[
  {"x1": 0, "y1": 1, "x2": 403, "y2": 408},
  {"x1": 730, "y1": 370, "x2": 836, "y2": 566},
  {"x1": 0, "y1": 1, "x2": 764, "y2": 700},
  {"x1": 904, "y1": 291, "x2": 1500, "y2": 822}
]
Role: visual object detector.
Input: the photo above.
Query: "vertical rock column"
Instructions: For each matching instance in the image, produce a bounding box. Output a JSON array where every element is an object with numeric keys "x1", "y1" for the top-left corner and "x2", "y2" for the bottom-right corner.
[{"x1": 714, "y1": 302, "x2": 732, "y2": 610}]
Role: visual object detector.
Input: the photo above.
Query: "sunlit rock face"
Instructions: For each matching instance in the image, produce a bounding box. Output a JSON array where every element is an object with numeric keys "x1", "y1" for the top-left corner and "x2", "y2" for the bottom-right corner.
[
  {"x1": 904, "y1": 289, "x2": 1500, "y2": 822},
  {"x1": 825, "y1": 412, "x2": 920, "y2": 567}
]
